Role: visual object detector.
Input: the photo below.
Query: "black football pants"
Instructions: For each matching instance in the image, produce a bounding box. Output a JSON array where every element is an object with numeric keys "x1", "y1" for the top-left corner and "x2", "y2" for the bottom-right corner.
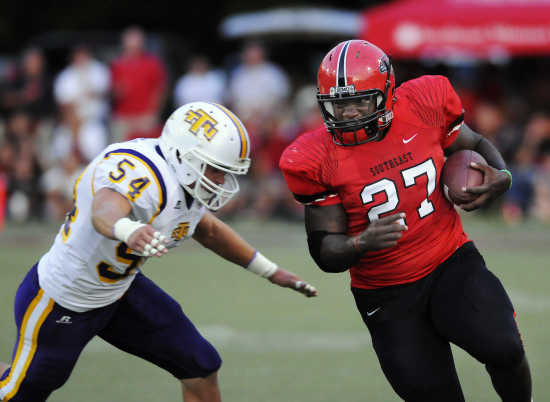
[{"x1": 352, "y1": 242, "x2": 532, "y2": 402}]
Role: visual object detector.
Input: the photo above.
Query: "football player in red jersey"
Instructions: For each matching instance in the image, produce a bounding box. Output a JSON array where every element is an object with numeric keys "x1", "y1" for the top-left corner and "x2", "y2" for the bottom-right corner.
[{"x1": 280, "y1": 40, "x2": 531, "y2": 402}]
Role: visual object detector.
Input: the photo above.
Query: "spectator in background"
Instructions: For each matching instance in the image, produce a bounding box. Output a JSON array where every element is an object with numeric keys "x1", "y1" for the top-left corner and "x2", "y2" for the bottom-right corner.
[
  {"x1": 225, "y1": 86, "x2": 324, "y2": 221},
  {"x1": 227, "y1": 41, "x2": 290, "y2": 122},
  {"x1": 472, "y1": 99, "x2": 525, "y2": 165},
  {"x1": 521, "y1": 112, "x2": 550, "y2": 149},
  {"x1": 471, "y1": 100, "x2": 505, "y2": 145},
  {"x1": 500, "y1": 144, "x2": 536, "y2": 224},
  {"x1": 41, "y1": 152, "x2": 84, "y2": 221},
  {"x1": 248, "y1": 85, "x2": 325, "y2": 221},
  {"x1": 500, "y1": 112, "x2": 550, "y2": 224},
  {"x1": 292, "y1": 84, "x2": 324, "y2": 134},
  {"x1": 0, "y1": 140, "x2": 15, "y2": 176},
  {"x1": 110, "y1": 26, "x2": 167, "y2": 142},
  {"x1": 0, "y1": 48, "x2": 51, "y2": 222},
  {"x1": 3, "y1": 111, "x2": 43, "y2": 222},
  {"x1": 0, "y1": 47, "x2": 53, "y2": 121},
  {"x1": 532, "y1": 138, "x2": 550, "y2": 222},
  {"x1": 173, "y1": 55, "x2": 225, "y2": 107},
  {"x1": 240, "y1": 111, "x2": 293, "y2": 220},
  {"x1": 53, "y1": 45, "x2": 110, "y2": 163},
  {"x1": 222, "y1": 41, "x2": 291, "y2": 219},
  {"x1": 469, "y1": 98, "x2": 530, "y2": 217}
]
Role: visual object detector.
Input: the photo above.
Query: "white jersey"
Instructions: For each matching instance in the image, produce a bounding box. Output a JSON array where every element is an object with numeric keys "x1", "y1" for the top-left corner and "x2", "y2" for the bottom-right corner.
[{"x1": 38, "y1": 138, "x2": 205, "y2": 312}]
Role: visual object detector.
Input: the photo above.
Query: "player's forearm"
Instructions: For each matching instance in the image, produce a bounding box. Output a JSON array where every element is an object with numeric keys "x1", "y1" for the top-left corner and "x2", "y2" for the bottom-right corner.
[
  {"x1": 305, "y1": 204, "x2": 355, "y2": 273},
  {"x1": 473, "y1": 136, "x2": 507, "y2": 170},
  {"x1": 91, "y1": 188, "x2": 132, "y2": 240},
  {"x1": 194, "y1": 213, "x2": 255, "y2": 267},
  {"x1": 308, "y1": 232, "x2": 356, "y2": 273},
  {"x1": 310, "y1": 215, "x2": 406, "y2": 272},
  {"x1": 210, "y1": 225, "x2": 256, "y2": 267},
  {"x1": 447, "y1": 123, "x2": 507, "y2": 170}
]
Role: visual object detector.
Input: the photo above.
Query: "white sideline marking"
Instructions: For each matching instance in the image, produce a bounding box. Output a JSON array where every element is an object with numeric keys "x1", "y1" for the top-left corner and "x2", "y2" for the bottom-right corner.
[
  {"x1": 83, "y1": 290, "x2": 549, "y2": 354},
  {"x1": 199, "y1": 325, "x2": 369, "y2": 351},
  {"x1": 509, "y1": 291, "x2": 550, "y2": 314},
  {"x1": 84, "y1": 327, "x2": 369, "y2": 353}
]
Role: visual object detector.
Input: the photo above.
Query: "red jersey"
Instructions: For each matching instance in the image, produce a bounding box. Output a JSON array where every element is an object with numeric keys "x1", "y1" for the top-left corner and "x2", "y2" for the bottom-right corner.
[
  {"x1": 111, "y1": 53, "x2": 166, "y2": 117},
  {"x1": 280, "y1": 75, "x2": 469, "y2": 289}
]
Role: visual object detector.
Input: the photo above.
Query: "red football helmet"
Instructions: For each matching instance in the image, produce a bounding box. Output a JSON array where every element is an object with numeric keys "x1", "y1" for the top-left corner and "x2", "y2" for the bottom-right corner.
[{"x1": 317, "y1": 40, "x2": 395, "y2": 146}]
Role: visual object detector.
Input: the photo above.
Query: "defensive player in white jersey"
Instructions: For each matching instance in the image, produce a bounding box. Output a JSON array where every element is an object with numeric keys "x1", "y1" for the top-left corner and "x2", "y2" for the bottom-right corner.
[{"x1": 0, "y1": 102, "x2": 317, "y2": 402}]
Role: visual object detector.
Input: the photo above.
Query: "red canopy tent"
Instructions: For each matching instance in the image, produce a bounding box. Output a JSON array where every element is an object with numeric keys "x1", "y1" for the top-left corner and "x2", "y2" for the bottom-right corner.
[{"x1": 360, "y1": 0, "x2": 550, "y2": 60}]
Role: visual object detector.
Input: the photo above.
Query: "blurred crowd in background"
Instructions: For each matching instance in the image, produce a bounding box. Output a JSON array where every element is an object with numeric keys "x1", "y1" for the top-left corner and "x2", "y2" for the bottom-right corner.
[{"x1": 1, "y1": 25, "x2": 550, "y2": 228}]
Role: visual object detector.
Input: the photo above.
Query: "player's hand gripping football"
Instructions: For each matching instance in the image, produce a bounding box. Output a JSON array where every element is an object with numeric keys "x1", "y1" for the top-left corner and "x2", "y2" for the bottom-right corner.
[
  {"x1": 460, "y1": 162, "x2": 511, "y2": 212},
  {"x1": 355, "y1": 213, "x2": 407, "y2": 252},
  {"x1": 127, "y1": 225, "x2": 169, "y2": 257},
  {"x1": 268, "y1": 268, "x2": 318, "y2": 298}
]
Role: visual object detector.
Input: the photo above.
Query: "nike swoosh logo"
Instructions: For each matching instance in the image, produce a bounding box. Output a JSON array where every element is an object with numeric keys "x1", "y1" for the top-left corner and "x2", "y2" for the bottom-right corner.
[
  {"x1": 403, "y1": 133, "x2": 418, "y2": 144},
  {"x1": 366, "y1": 307, "x2": 381, "y2": 316}
]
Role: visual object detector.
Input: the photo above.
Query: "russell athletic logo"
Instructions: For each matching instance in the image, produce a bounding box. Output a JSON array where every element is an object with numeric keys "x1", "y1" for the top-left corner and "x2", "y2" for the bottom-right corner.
[{"x1": 56, "y1": 316, "x2": 73, "y2": 324}]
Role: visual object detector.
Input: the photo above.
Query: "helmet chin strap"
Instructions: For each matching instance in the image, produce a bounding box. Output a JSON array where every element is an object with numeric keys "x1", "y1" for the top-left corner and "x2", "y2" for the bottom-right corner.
[
  {"x1": 193, "y1": 182, "x2": 216, "y2": 203},
  {"x1": 182, "y1": 157, "x2": 207, "y2": 193},
  {"x1": 159, "y1": 138, "x2": 198, "y2": 187},
  {"x1": 184, "y1": 171, "x2": 239, "y2": 210},
  {"x1": 173, "y1": 159, "x2": 198, "y2": 186},
  {"x1": 174, "y1": 153, "x2": 240, "y2": 210},
  {"x1": 180, "y1": 169, "x2": 212, "y2": 208}
]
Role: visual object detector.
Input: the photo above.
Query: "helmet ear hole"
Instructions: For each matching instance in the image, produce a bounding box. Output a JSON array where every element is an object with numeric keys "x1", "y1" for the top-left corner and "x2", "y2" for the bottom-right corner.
[{"x1": 176, "y1": 149, "x2": 182, "y2": 164}]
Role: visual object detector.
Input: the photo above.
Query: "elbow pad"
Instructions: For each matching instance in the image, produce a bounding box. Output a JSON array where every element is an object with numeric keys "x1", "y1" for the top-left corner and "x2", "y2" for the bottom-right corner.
[{"x1": 307, "y1": 230, "x2": 348, "y2": 273}]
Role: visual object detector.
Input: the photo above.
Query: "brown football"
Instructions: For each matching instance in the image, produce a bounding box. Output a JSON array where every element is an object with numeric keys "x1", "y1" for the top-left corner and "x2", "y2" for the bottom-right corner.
[{"x1": 441, "y1": 150, "x2": 486, "y2": 204}]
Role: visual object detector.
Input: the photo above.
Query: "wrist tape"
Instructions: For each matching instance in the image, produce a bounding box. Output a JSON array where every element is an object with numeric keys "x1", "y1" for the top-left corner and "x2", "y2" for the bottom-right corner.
[
  {"x1": 246, "y1": 251, "x2": 278, "y2": 278},
  {"x1": 113, "y1": 217, "x2": 146, "y2": 244}
]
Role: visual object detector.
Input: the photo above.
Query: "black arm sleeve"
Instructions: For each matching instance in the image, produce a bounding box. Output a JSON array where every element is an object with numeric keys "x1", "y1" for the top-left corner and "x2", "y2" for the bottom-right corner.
[
  {"x1": 305, "y1": 204, "x2": 361, "y2": 273},
  {"x1": 444, "y1": 123, "x2": 507, "y2": 169}
]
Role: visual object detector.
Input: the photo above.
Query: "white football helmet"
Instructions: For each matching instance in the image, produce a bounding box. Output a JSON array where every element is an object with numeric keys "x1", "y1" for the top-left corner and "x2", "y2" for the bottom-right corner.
[{"x1": 158, "y1": 102, "x2": 251, "y2": 210}]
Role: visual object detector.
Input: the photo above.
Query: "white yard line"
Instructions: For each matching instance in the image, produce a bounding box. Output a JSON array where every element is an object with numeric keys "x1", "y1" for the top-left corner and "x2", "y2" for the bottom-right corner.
[
  {"x1": 84, "y1": 326, "x2": 370, "y2": 353},
  {"x1": 199, "y1": 325, "x2": 370, "y2": 351},
  {"x1": 509, "y1": 290, "x2": 550, "y2": 313},
  {"x1": 83, "y1": 290, "x2": 549, "y2": 354}
]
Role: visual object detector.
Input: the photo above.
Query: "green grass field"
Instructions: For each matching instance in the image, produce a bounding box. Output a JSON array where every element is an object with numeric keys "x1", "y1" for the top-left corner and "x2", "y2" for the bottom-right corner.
[{"x1": 1, "y1": 214, "x2": 549, "y2": 401}]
